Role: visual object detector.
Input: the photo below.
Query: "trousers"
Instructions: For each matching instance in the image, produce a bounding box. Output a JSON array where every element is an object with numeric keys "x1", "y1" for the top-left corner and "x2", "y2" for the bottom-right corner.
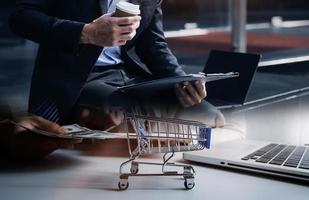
[{"x1": 76, "y1": 65, "x2": 225, "y2": 128}]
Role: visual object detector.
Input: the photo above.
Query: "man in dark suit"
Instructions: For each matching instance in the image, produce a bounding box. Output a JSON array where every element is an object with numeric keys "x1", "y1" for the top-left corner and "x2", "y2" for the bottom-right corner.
[{"x1": 9, "y1": 0, "x2": 224, "y2": 128}]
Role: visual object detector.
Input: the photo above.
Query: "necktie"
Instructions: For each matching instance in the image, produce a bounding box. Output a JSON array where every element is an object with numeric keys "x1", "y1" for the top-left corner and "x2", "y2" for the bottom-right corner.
[
  {"x1": 108, "y1": 0, "x2": 115, "y2": 7},
  {"x1": 32, "y1": 98, "x2": 60, "y2": 123}
]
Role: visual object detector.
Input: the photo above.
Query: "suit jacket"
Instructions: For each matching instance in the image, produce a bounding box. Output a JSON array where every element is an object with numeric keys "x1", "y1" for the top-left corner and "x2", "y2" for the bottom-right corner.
[{"x1": 9, "y1": 0, "x2": 185, "y2": 123}]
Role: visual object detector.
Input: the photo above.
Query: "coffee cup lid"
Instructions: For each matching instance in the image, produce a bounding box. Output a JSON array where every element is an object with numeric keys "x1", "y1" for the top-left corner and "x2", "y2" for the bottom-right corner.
[{"x1": 116, "y1": 1, "x2": 140, "y2": 15}]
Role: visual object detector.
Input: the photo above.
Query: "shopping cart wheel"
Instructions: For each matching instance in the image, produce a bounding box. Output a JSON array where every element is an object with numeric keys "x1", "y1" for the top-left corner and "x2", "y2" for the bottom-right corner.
[
  {"x1": 130, "y1": 163, "x2": 139, "y2": 174},
  {"x1": 118, "y1": 180, "x2": 129, "y2": 190},
  {"x1": 184, "y1": 178, "x2": 195, "y2": 190}
]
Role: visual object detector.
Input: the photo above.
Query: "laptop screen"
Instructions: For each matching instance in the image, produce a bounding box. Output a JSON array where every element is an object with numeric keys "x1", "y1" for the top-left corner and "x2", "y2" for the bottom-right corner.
[{"x1": 203, "y1": 50, "x2": 261, "y2": 106}]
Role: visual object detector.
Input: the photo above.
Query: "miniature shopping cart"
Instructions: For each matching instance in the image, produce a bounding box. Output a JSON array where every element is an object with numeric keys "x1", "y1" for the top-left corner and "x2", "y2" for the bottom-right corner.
[{"x1": 118, "y1": 113, "x2": 212, "y2": 190}]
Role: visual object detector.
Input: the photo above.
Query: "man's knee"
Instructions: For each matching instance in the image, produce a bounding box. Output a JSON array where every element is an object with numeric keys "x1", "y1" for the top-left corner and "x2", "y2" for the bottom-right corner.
[{"x1": 176, "y1": 100, "x2": 226, "y2": 127}]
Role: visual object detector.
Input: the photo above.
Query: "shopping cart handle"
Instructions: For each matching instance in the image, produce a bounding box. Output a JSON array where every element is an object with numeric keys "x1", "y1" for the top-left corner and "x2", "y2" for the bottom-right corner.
[
  {"x1": 138, "y1": 127, "x2": 149, "y2": 139},
  {"x1": 199, "y1": 128, "x2": 212, "y2": 149}
]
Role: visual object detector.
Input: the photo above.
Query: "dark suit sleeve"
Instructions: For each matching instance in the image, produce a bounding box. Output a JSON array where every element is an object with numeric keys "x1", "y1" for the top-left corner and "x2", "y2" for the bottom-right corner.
[
  {"x1": 135, "y1": 5, "x2": 186, "y2": 77},
  {"x1": 9, "y1": 0, "x2": 85, "y2": 54}
]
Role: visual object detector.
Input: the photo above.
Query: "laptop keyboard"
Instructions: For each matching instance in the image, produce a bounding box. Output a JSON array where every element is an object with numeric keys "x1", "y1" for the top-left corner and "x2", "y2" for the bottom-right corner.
[{"x1": 241, "y1": 144, "x2": 309, "y2": 170}]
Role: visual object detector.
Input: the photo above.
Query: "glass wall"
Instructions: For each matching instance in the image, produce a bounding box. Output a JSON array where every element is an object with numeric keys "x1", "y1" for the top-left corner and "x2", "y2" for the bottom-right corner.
[
  {"x1": 162, "y1": 0, "x2": 229, "y2": 30},
  {"x1": 162, "y1": 0, "x2": 309, "y2": 71},
  {"x1": 162, "y1": 0, "x2": 309, "y2": 30},
  {"x1": 247, "y1": 0, "x2": 309, "y2": 23}
]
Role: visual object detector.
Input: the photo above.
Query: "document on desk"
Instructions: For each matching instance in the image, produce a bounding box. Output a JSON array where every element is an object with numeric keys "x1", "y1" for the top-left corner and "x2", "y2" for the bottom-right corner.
[{"x1": 118, "y1": 72, "x2": 239, "y2": 95}]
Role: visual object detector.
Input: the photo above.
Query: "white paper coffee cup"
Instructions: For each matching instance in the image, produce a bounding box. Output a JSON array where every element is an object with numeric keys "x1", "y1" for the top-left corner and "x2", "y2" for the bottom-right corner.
[{"x1": 113, "y1": 1, "x2": 140, "y2": 17}]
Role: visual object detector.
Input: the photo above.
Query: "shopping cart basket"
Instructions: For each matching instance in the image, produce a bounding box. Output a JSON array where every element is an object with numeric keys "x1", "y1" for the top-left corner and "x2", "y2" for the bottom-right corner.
[{"x1": 118, "y1": 113, "x2": 212, "y2": 190}]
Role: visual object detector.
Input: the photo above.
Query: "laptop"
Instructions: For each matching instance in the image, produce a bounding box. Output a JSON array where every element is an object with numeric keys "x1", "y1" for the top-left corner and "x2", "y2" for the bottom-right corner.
[
  {"x1": 183, "y1": 140, "x2": 309, "y2": 181},
  {"x1": 203, "y1": 50, "x2": 261, "y2": 109}
]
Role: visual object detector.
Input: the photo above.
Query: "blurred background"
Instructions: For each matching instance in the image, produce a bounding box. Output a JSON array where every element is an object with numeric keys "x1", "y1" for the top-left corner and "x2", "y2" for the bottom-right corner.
[
  {"x1": 161, "y1": 0, "x2": 309, "y2": 68},
  {"x1": 0, "y1": 0, "x2": 309, "y2": 144}
]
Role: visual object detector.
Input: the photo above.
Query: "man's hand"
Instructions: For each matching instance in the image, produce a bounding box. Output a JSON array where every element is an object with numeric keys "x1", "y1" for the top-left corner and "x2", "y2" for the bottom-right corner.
[
  {"x1": 5, "y1": 116, "x2": 81, "y2": 161},
  {"x1": 80, "y1": 13, "x2": 141, "y2": 47},
  {"x1": 15, "y1": 116, "x2": 67, "y2": 134},
  {"x1": 174, "y1": 80, "x2": 207, "y2": 108}
]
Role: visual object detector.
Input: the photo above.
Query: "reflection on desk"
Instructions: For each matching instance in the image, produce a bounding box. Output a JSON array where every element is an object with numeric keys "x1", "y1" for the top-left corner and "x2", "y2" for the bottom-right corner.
[{"x1": 0, "y1": 149, "x2": 308, "y2": 200}]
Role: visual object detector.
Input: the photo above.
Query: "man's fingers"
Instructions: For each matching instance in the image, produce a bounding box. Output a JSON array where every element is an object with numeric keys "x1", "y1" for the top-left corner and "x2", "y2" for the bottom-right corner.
[
  {"x1": 115, "y1": 16, "x2": 141, "y2": 25},
  {"x1": 195, "y1": 80, "x2": 207, "y2": 98},
  {"x1": 175, "y1": 81, "x2": 207, "y2": 108},
  {"x1": 132, "y1": 21, "x2": 140, "y2": 30},
  {"x1": 116, "y1": 40, "x2": 127, "y2": 46},
  {"x1": 175, "y1": 83, "x2": 195, "y2": 107},
  {"x1": 118, "y1": 23, "x2": 139, "y2": 34},
  {"x1": 43, "y1": 123, "x2": 67, "y2": 135},
  {"x1": 15, "y1": 116, "x2": 66, "y2": 135},
  {"x1": 180, "y1": 82, "x2": 196, "y2": 106},
  {"x1": 31, "y1": 117, "x2": 67, "y2": 135},
  {"x1": 119, "y1": 31, "x2": 136, "y2": 41},
  {"x1": 88, "y1": 14, "x2": 141, "y2": 47},
  {"x1": 118, "y1": 26, "x2": 134, "y2": 34},
  {"x1": 186, "y1": 83, "x2": 202, "y2": 104},
  {"x1": 174, "y1": 84, "x2": 189, "y2": 107}
]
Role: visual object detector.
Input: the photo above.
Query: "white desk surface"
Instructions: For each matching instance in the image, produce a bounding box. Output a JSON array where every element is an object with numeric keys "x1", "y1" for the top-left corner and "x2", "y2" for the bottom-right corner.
[{"x1": 0, "y1": 149, "x2": 308, "y2": 200}]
